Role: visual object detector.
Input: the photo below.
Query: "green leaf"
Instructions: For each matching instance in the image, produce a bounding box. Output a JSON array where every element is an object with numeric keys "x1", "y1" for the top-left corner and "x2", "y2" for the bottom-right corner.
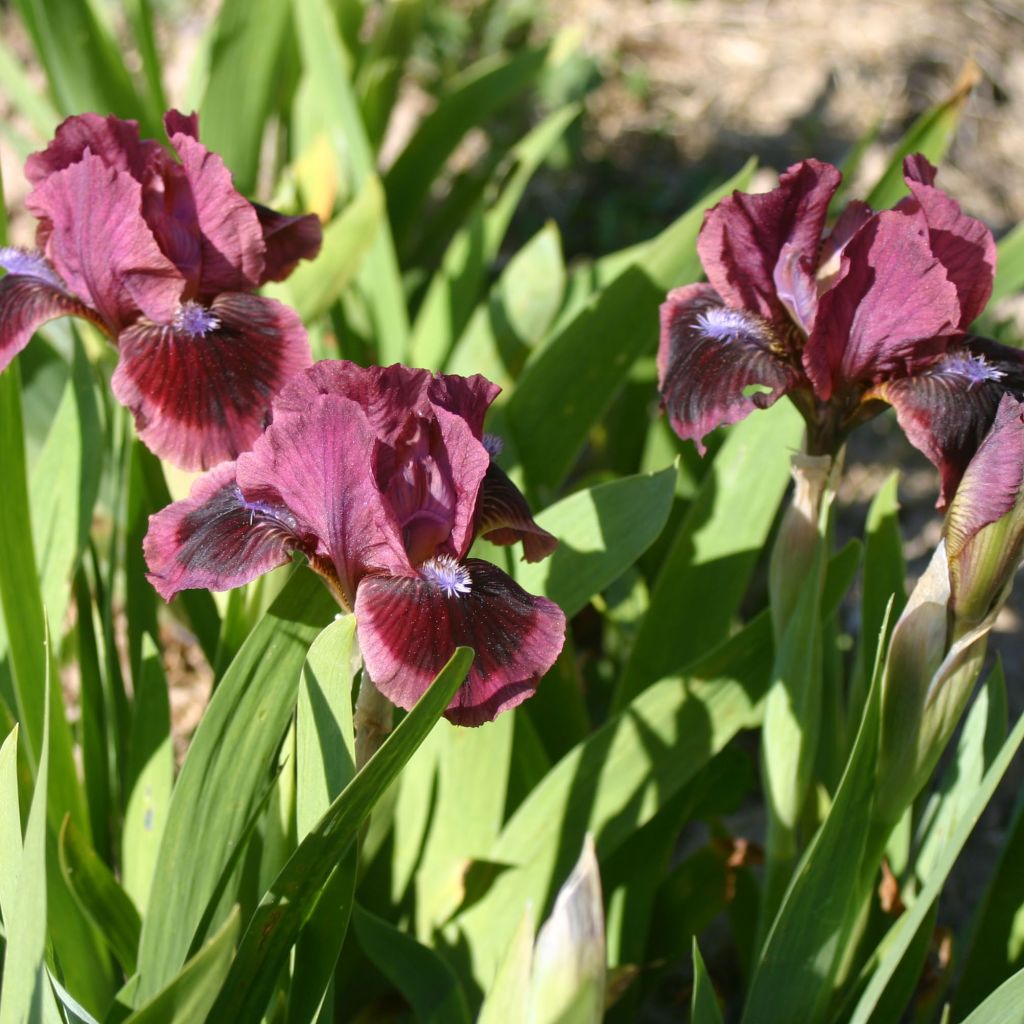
[
  {"x1": 477, "y1": 910, "x2": 533, "y2": 1024},
  {"x1": 352, "y1": 905, "x2": 473, "y2": 1024},
  {"x1": 286, "y1": 616, "x2": 358, "y2": 1024},
  {"x1": 198, "y1": 0, "x2": 294, "y2": 193},
  {"x1": 991, "y1": 220, "x2": 1024, "y2": 306},
  {"x1": 0, "y1": 726, "x2": 22, "y2": 938},
  {"x1": 848, "y1": 705, "x2": 1024, "y2": 1024},
  {"x1": 514, "y1": 466, "x2": 676, "y2": 618},
  {"x1": 386, "y1": 45, "x2": 552, "y2": 241},
  {"x1": 0, "y1": 37, "x2": 59, "y2": 140},
  {"x1": 452, "y1": 616, "x2": 772, "y2": 986},
  {"x1": 0, "y1": 646, "x2": 49, "y2": 1024},
  {"x1": 742, "y1": 606, "x2": 892, "y2": 1024},
  {"x1": 615, "y1": 400, "x2": 804, "y2": 710},
  {"x1": 279, "y1": 176, "x2": 385, "y2": 322},
  {"x1": 121, "y1": 635, "x2": 174, "y2": 916},
  {"x1": 505, "y1": 159, "x2": 756, "y2": 497},
  {"x1": 59, "y1": 817, "x2": 142, "y2": 976},
  {"x1": 692, "y1": 939, "x2": 724, "y2": 1024},
  {"x1": 864, "y1": 64, "x2": 978, "y2": 211},
  {"x1": 124, "y1": 909, "x2": 241, "y2": 1024},
  {"x1": 957, "y1": 964, "x2": 1024, "y2": 1024},
  {"x1": 135, "y1": 570, "x2": 335, "y2": 1002},
  {"x1": 209, "y1": 648, "x2": 473, "y2": 1023},
  {"x1": 409, "y1": 105, "x2": 580, "y2": 371}
]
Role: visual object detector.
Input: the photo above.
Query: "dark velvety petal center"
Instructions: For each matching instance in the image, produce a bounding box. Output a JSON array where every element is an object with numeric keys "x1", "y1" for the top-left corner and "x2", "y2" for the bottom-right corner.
[
  {"x1": 0, "y1": 249, "x2": 102, "y2": 371},
  {"x1": 144, "y1": 462, "x2": 312, "y2": 601},
  {"x1": 477, "y1": 460, "x2": 558, "y2": 562},
  {"x1": 110, "y1": 291, "x2": 312, "y2": 470},
  {"x1": 658, "y1": 283, "x2": 799, "y2": 453},
  {"x1": 355, "y1": 558, "x2": 566, "y2": 726}
]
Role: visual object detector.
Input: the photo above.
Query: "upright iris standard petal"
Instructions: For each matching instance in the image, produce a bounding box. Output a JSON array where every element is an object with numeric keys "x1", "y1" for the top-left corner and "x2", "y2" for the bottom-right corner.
[
  {"x1": 900, "y1": 155, "x2": 996, "y2": 328},
  {"x1": 698, "y1": 159, "x2": 841, "y2": 323},
  {"x1": 658, "y1": 283, "x2": 798, "y2": 453},
  {"x1": 477, "y1": 460, "x2": 558, "y2": 562},
  {"x1": 144, "y1": 462, "x2": 311, "y2": 601},
  {"x1": 111, "y1": 292, "x2": 312, "y2": 470},
  {"x1": 355, "y1": 558, "x2": 566, "y2": 726},
  {"x1": 26, "y1": 150, "x2": 185, "y2": 331},
  {"x1": 0, "y1": 249, "x2": 101, "y2": 371},
  {"x1": 867, "y1": 342, "x2": 1023, "y2": 508},
  {"x1": 804, "y1": 210, "x2": 960, "y2": 399}
]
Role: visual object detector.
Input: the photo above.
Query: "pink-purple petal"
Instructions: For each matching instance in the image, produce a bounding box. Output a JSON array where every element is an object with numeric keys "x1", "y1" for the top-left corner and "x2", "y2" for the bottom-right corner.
[
  {"x1": 804, "y1": 209, "x2": 960, "y2": 399},
  {"x1": 0, "y1": 250, "x2": 101, "y2": 371},
  {"x1": 251, "y1": 203, "x2": 323, "y2": 283},
  {"x1": 477, "y1": 461, "x2": 558, "y2": 562},
  {"x1": 698, "y1": 159, "x2": 841, "y2": 322},
  {"x1": 658, "y1": 283, "x2": 798, "y2": 453},
  {"x1": 144, "y1": 462, "x2": 308, "y2": 601},
  {"x1": 26, "y1": 150, "x2": 185, "y2": 331},
  {"x1": 355, "y1": 558, "x2": 566, "y2": 726},
  {"x1": 110, "y1": 292, "x2": 311, "y2": 470},
  {"x1": 166, "y1": 128, "x2": 266, "y2": 295},
  {"x1": 900, "y1": 155, "x2": 996, "y2": 327}
]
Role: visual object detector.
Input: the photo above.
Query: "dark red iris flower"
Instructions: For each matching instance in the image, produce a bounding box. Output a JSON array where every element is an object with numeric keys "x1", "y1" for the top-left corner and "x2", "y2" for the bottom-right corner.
[
  {"x1": 658, "y1": 155, "x2": 1024, "y2": 507},
  {"x1": 0, "y1": 110, "x2": 322, "y2": 470},
  {"x1": 144, "y1": 361, "x2": 565, "y2": 727}
]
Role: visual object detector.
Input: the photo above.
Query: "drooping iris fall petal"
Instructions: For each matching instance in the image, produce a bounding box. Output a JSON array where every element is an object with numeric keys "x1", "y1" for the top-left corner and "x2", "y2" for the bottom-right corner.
[
  {"x1": 477, "y1": 460, "x2": 558, "y2": 562},
  {"x1": 252, "y1": 203, "x2": 323, "y2": 284},
  {"x1": 110, "y1": 292, "x2": 311, "y2": 470},
  {"x1": 658, "y1": 283, "x2": 799, "y2": 453},
  {"x1": 355, "y1": 558, "x2": 566, "y2": 726},
  {"x1": 0, "y1": 249, "x2": 101, "y2": 372}
]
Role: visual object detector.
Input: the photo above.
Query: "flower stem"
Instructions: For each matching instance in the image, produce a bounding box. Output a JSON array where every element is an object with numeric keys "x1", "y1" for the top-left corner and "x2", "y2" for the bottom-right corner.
[{"x1": 354, "y1": 670, "x2": 393, "y2": 770}]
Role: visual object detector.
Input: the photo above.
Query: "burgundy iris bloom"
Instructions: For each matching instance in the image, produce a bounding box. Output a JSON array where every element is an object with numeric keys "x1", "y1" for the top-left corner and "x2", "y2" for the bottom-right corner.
[
  {"x1": 0, "y1": 111, "x2": 322, "y2": 470},
  {"x1": 144, "y1": 361, "x2": 564, "y2": 726},
  {"x1": 658, "y1": 155, "x2": 1024, "y2": 506}
]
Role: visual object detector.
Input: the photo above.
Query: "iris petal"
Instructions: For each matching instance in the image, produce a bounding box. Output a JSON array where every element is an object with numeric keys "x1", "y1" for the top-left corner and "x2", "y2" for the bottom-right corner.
[
  {"x1": 111, "y1": 292, "x2": 311, "y2": 470},
  {"x1": 658, "y1": 284, "x2": 798, "y2": 453},
  {"x1": 355, "y1": 558, "x2": 566, "y2": 726},
  {"x1": 477, "y1": 461, "x2": 558, "y2": 562},
  {"x1": 251, "y1": 203, "x2": 323, "y2": 284}
]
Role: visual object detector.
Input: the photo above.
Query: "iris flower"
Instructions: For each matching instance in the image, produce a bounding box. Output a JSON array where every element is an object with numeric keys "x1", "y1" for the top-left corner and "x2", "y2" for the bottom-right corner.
[
  {"x1": 658, "y1": 155, "x2": 1024, "y2": 506},
  {"x1": 0, "y1": 111, "x2": 322, "y2": 469},
  {"x1": 144, "y1": 361, "x2": 565, "y2": 726}
]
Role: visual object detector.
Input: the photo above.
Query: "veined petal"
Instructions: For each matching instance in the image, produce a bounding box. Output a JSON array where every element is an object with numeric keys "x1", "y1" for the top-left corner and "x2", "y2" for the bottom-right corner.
[
  {"x1": 355, "y1": 558, "x2": 566, "y2": 726},
  {"x1": 867, "y1": 345, "x2": 1017, "y2": 508},
  {"x1": 144, "y1": 462, "x2": 312, "y2": 601},
  {"x1": 699, "y1": 159, "x2": 841, "y2": 322},
  {"x1": 805, "y1": 210, "x2": 959, "y2": 399},
  {"x1": 0, "y1": 249, "x2": 101, "y2": 371},
  {"x1": 26, "y1": 150, "x2": 184, "y2": 331},
  {"x1": 111, "y1": 292, "x2": 312, "y2": 470},
  {"x1": 658, "y1": 284, "x2": 798, "y2": 453},
  {"x1": 252, "y1": 203, "x2": 323, "y2": 283},
  {"x1": 477, "y1": 461, "x2": 558, "y2": 562},
  {"x1": 166, "y1": 126, "x2": 266, "y2": 294},
  {"x1": 900, "y1": 155, "x2": 996, "y2": 328},
  {"x1": 236, "y1": 390, "x2": 406, "y2": 600}
]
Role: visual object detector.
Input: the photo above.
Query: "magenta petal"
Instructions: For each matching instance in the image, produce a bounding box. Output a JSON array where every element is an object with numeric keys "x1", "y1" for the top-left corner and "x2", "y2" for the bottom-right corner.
[
  {"x1": 236, "y1": 390, "x2": 406, "y2": 600},
  {"x1": 899, "y1": 155, "x2": 996, "y2": 328},
  {"x1": 867, "y1": 345, "x2": 1018, "y2": 508},
  {"x1": 26, "y1": 150, "x2": 184, "y2": 331},
  {"x1": 944, "y1": 394, "x2": 1024, "y2": 559},
  {"x1": 24, "y1": 113, "x2": 164, "y2": 187},
  {"x1": 478, "y1": 462, "x2": 558, "y2": 562},
  {"x1": 163, "y1": 109, "x2": 199, "y2": 141},
  {"x1": 251, "y1": 203, "x2": 323, "y2": 283},
  {"x1": 111, "y1": 292, "x2": 312, "y2": 470},
  {"x1": 355, "y1": 559, "x2": 566, "y2": 726},
  {"x1": 144, "y1": 462, "x2": 307, "y2": 601},
  {"x1": 166, "y1": 127, "x2": 265, "y2": 294},
  {"x1": 0, "y1": 249, "x2": 101, "y2": 371},
  {"x1": 804, "y1": 210, "x2": 960, "y2": 399},
  {"x1": 658, "y1": 283, "x2": 798, "y2": 453},
  {"x1": 699, "y1": 159, "x2": 841, "y2": 322}
]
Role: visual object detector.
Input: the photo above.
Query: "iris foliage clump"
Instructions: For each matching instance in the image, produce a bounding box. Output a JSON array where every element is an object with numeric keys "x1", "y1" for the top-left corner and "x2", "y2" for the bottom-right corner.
[{"x1": 1, "y1": 2, "x2": 1024, "y2": 1023}]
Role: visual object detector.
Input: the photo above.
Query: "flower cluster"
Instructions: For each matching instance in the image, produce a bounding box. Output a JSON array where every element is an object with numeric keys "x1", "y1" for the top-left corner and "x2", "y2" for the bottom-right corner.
[
  {"x1": 145, "y1": 361, "x2": 565, "y2": 726},
  {"x1": 0, "y1": 111, "x2": 322, "y2": 469},
  {"x1": 658, "y1": 155, "x2": 1024, "y2": 506}
]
